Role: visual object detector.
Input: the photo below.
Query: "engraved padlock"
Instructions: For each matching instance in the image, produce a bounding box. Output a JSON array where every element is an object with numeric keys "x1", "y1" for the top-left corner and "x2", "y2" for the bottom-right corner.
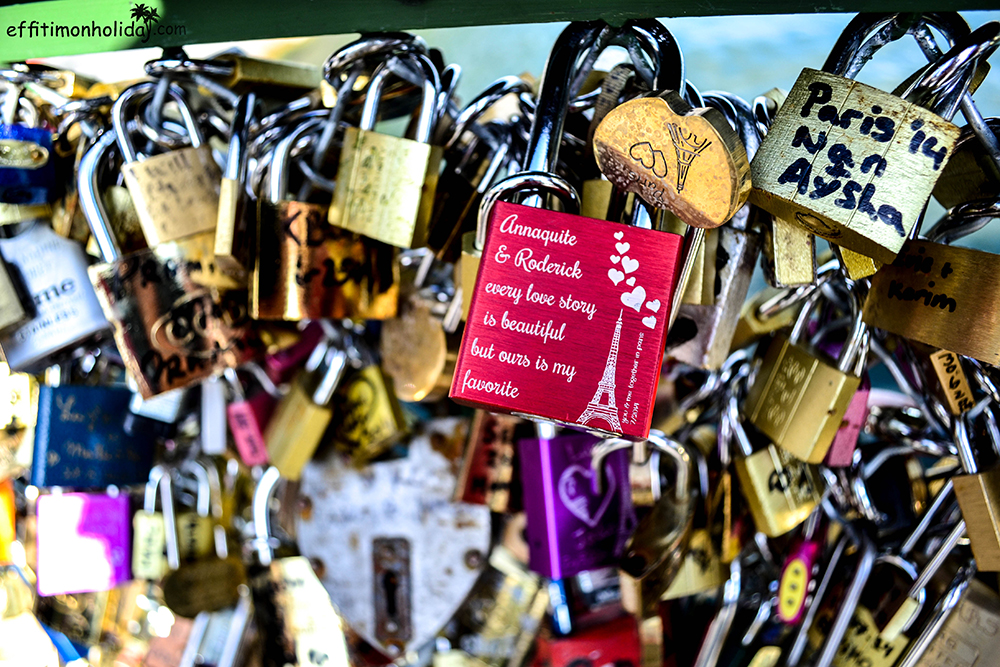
[
  {"x1": 132, "y1": 464, "x2": 180, "y2": 581},
  {"x1": 252, "y1": 114, "x2": 398, "y2": 321},
  {"x1": 951, "y1": 414, "x2": 1000, "y2": 571},
  {"x1": 518, "y1": 426, "x2": 635, "y2": 580},
  {"x1": 329, "y1": 52, "x2": 444, "y2": 248},
  {"x1": 749, "y1": 15, "x2": 991, "y2": 263},
  {"x1": 743, "y1": 274, "x2": 867, "y2": 464},
  {"x1": 79, "y1": 129, "x2": 259, "y2": 398},
  {"x1": 114, "y1": 81, "x2": 221, "y2": 246},
  {"x1": 452, "y1": 40, "x2": 695, "y2": 439}
]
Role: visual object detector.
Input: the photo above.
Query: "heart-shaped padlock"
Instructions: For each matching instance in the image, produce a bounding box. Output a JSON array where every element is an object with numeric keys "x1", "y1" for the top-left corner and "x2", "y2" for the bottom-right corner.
[{"x1": 295, "y1": 417, "x2": 491, "y2": 658}]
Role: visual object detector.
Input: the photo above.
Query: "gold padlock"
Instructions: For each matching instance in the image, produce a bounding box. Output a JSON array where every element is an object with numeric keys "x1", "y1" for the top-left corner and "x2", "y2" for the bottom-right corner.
[
  {"x1": 743, "y1": 278, "x2": 866, "y2": 463},
  {"x1": 114, "y1": 82, "x2": 221, "y2": 246},
  {"x1": 749, "y1": 17, "x2": 982, "y2": 263},
  {"x1": 329, "y1": 53, "x2": 443, "y2": 248}
]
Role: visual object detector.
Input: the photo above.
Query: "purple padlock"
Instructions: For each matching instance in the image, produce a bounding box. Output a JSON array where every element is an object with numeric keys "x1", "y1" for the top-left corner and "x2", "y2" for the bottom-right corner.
[
  {"x1": 519, "y1": 429, "x2": 635, "y2": 580},
  {"x1": 36, "y1": 492, "x2": 130, "y2": 596}
]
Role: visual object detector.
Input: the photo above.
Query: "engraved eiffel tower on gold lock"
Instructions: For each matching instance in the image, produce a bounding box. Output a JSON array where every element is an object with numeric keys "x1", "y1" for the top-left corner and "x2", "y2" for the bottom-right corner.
[{"x1": 578, "y1": 311, "x2": 623, "y2": 432}]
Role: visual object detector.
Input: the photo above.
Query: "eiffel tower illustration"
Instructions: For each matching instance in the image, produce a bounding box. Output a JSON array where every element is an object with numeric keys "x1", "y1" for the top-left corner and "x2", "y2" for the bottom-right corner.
[
  {"x1": 666, "y1": 123, "x2": 713, "y2": 192},
  {"x1": 578, "y1": 310, "x2": 623, "y2": 432}
]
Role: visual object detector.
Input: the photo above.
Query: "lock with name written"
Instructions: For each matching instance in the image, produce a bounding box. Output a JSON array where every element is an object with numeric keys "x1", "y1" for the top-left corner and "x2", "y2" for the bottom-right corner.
[
  {"x1": 79, "y1": 129, "x2": 260, "y2": 398},
  {"x1": 749, "y1": 15, "x2": 989, "y2": 263},
  {"x1": 32, "y1": 382, "x2": 155, "y2": 488},
  {"x1": 329, "y1": 52, "x2": 444, "y2": 248},
  {"x1": 252, "y1": 112, "x2": 399, "y2": 321},
  {"x1": 743, "y1": 276, "x2": 867, "y2": 464},
  {"x1": 114, "y1": 81, "x2": 221, "y2": 246}
]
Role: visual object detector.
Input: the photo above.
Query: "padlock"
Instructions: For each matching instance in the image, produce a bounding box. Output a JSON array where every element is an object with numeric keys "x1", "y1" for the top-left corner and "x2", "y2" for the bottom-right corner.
[
  {"x1": 327, "y1": 341, "x2": 408, "y2": 467},
  {"x1": 214, "y1": 91, "x2": 257, "y2": 280},
  {"x1": 264, "y1": 328, "x2": 349, "y2": 481},
  {"x1": 35, "y1": 490, "x2": 131, "y2": 596},
  {"x1": 0, "y1": 210, "x2": 109, "y2": 372},
  {"x1": 933, "y1": 117, "x2": 1000, "y2": 209},
  {"x1": 31, "y1": 381, "x2": 155, "y2": 488},
  {"x1": 79, "y1": 129, "x2": 259, "y2": 397},
  {"x1": 777, "y1": 513, "x2": 826, "y2": 625},
  {"x1": 743, "y1": 276, "x2": 867, "y2": 464},
  {"x1": 815, "y1": 323, "x2": 873, "y2": 468},
  {"x1": 534, "y1": 615, "x2": 640, "y2": 667},
  {"x1": 863, "y1": 197, "x2": 1000, "y2": 366},
  {"x1": 729, "y1": 391, "x2": 822, "y2": 538},
  {"x1": 0, "y1": 245, "x2": 32, "y2": 336},
  {"x1": 748, "y1": 16, "x2": 990, "y2": 263},
  {"x1": 113, "y1": 81, "x2": 221, "y2": 246},
  {"x1": 252, "y1": 114, "x2": 399, "y2": 321},
  {"x1": 455, "y1": 410, "x2": 524, "y2": 512},
  {"x1": 161, "y1": 461, "x2": 246, "y2": 618},
  {"x1": 132, "y1": 465, "x2": 179, "y2": 581},
  {"x1": 146, "y1": 51, "x2": 321, "y2": 96},
  {"x1": 248, "y1": 466, "x2": 354, "y2": 667},
  {"x1": 922, "y1": 347, "x2": 975, "y2": 415},
  {"x1": 200, "y1": 373, "x2": 228, "y2": 457},
  {"x1": 329, "y1": 52, "x2": 444, "y2": 248},
  {"x1": 661, "y1": 527, "x2": 725, "y2": 599},
  {"x1": 519, "y1": 427, "x2": 635, "y2": 580},
  {"x1": 443, "y1": 545, "x2": 548, "y2": 667},
  {"x1": 295, "y1": 417, "x2": 491, "y2": 658},
  {"x1": 0, "y1": 93, "x2": 56, "y2": 206},
  {"x1": 810, "y1": 555, "x2": 918, "y2": 667},
  {"x1": 548, "y1": 566, "x2": 625, "y2": 636},
  {"x1": 223, "y1": 366, "x2": 273, "y2": 467},
  {"x1": 730, "y1": 283, "x2": 808, "y2": 353},
  {"x1": 172, "y1": 462, "x2": 216, "y2": 562},
  {"x1": 950, "y1": 414, "x2": 1000, "y2": 571}
]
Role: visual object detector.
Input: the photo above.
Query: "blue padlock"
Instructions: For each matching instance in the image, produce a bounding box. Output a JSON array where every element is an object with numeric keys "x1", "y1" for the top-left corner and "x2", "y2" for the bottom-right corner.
[
  {"x1": 0, "y1": 124, "x2": 56, "y2": 205},
  {"x1": 32, "y1": 384, "x2": 156, "y2": 488}
]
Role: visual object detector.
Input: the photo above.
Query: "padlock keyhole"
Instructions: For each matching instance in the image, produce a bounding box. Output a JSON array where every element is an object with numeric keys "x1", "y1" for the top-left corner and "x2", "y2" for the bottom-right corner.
[{"x1": 382, "y1": 570, "x2": 399, "y2": 619}]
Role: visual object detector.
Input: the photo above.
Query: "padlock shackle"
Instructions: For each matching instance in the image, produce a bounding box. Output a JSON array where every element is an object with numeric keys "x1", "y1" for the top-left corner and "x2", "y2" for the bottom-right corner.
[
  {"x1": 266, "y1": 116, "x2": 325, "y2": 202},
  {"x1": 77, "y1": 129, "x2": 122, "y2": 262},
  {"x1": 896, "y1": 559, "x2": 977, "y2": 667},
  {"x1": 901, "y1": 21, "x2": 1000, "y2": 121},
  {"x1": 112, "y1": 81, "x2": 203, "y2": 164},
  {"x1": 360, "y1": 52, "x2": 440, "y2": 143},
  {"x1": 224, "y1": 92, "x2": 258, "y2": 182},
  {"x1": 822, "y1": 12, "x2": 969, "y2": 79},
  {"x1": 143, "y1": 464, "x2": 168, "y2": 513},
  {"x1": 789, "y1": 277, "x2": 867, "y2": 375},
  {"x1": 646, "y1": 431, "x2": 693, "y2": 504},
  {"x1": 323, "y1": 32, "x2": 427, "y2": 86},
  {"x1": 176, "y1": 460, "x2": 212, "y2": 517},
  {"x1": 924, "y1": 194, "x2": 1000, "y2": 244},
  {"x1": 475, "y1": 171, "x2": 580, "y2": 251},
  {"x1": 445, "y1": 75, "x2": 531, "y2": 151},
  {"x1": 252, "y1": 465, "x2": 282, "y2": 566}
]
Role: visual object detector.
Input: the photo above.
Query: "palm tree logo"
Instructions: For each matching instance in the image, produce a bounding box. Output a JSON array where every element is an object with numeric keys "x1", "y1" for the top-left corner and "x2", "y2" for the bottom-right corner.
[{"x1": 129, "y1": 3, "x2": 161, "y2": 43}]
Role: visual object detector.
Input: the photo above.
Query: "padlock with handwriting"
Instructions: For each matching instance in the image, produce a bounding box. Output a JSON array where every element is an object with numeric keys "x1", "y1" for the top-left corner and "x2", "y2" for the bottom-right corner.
[{"x1": 749, "y1": 16, "x2": 990, "y2": 263}]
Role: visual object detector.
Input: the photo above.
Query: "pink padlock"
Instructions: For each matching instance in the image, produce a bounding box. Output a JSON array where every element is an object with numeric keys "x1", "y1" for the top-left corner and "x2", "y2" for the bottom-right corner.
[
  {"x1": 36, "y1": 492, "x2": 130, "y2": 596},
  {"x1": 263, "y1": 321, "x2": 325, "y2": 385},
  {"x1": 824, "y1": 372, "x2": 871, "y2": 468},
  {"x1": 224, "y1": 366, "x2": 279, "y2": 466}
]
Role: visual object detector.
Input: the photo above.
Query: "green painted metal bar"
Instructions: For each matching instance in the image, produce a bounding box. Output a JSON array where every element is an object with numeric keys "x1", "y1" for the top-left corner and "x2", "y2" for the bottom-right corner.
[{"x1": 0, "y1": 0, "x2": 998, "y2": 61}]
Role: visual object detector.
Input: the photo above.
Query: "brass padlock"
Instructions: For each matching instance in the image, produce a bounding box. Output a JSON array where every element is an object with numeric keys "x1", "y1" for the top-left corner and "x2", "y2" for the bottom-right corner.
[
  {"x1": 113, "y1": 82, "x2": 221, "y2": 246},
  {"x1": 749, "y1": 15, "x2": 982, "y2": 263},
  {"x1": 252, "y1": 116, "x2": 399, "y2": 321},
  {"x1": 951, "y1": 415, "x2": 1000, "y2": 571},
  {"x1": 743, "y1": 277, "x2": 867, "y2": 464},
  {"x1": 329, "y1": 53, "x2": 444, "y2": 248},
  {"x1": 79, "y1": 131, "x2": 258, "y2": 397}
]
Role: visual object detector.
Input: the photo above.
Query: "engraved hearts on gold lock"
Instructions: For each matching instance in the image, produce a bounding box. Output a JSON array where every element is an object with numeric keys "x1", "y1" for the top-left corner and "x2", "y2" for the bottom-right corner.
[{"x1": 593, "y1": 91, "x2": 752, "y2": 228}]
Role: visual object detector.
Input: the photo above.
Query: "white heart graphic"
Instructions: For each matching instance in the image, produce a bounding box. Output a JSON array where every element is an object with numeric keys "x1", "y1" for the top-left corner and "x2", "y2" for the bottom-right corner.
[
  {"x1": 621, "y1": 256, "x2": 639, "y2": 274},
  {"x1": 621, "y1": 285, "x2": 646, "y2": 312},
  {"x1": 557, "y1": 464, "x2": 616, "y2": 528},
  {"x1": 610, "y1": 255, "x2": 620, "y2": 264},
  {"x1": 626, "y1": 277, "x2": 636, "y2": 286},
  {"x1": 642, "y1": 315, "x2": 657, "y2": 329},
  {"x1": 615, "y1": 242, "x2": 630, "y2": 254},
  {"x1": 614, "y1": 231, "x2": 624, "y2": 240},
  {"x1": 646, "y1": 299, "x2": 661, "y2": 313},
  {"x1": 608, "y1": 268, "x2": 625, "y2": 285}
]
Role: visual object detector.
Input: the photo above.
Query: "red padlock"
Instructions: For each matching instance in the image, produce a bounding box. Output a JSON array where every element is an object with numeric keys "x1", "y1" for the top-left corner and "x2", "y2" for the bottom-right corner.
[{"x1": 450, "y1": 23, "x2": 693, "y2": 440}]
